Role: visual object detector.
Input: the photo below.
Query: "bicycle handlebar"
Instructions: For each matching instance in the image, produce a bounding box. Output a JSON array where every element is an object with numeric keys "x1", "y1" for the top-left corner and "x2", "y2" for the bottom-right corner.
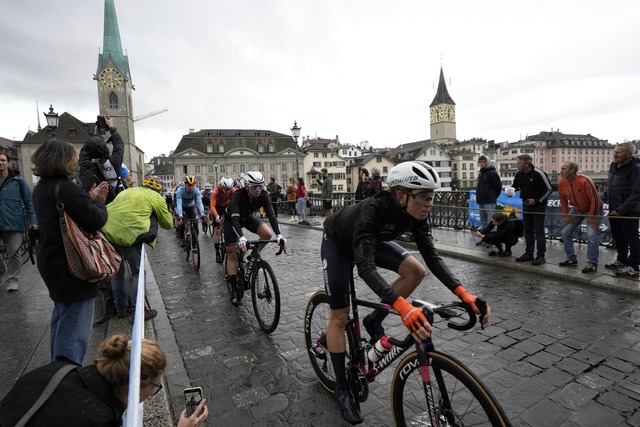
[
  {"x1": 244, "y1": 239, "x2": 287, "y2": 256},
  {"x1": 387, "y1": 301, "x2": 478, "y2": 349}
]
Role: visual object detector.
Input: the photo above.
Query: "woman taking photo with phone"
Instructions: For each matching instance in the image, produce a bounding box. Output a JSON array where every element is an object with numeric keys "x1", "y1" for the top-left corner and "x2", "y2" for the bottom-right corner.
[{"x1": 0, "y1": 335, "x2": 208, "y2": 427}]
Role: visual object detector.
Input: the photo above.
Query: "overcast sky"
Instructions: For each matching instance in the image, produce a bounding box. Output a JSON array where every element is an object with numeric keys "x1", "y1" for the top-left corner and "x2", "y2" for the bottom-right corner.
[{"x1": 1, "y1": 0, "x2": 639, "y2": 160}]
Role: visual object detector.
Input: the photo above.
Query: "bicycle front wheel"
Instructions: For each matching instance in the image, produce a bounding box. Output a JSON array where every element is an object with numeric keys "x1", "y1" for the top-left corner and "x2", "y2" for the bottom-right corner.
[
  {"x1": 303, "y1": 291, "x2": 358, "y2": 394},
  {"x1": 391, "y1": 350, "x2": 510, "y2": 427},
  {"x1": 251, "y1": 261, "x2": 280, "y2": 333},
  {"x1": 191, "y1": 229, "x2": 200, "y2": 270}
]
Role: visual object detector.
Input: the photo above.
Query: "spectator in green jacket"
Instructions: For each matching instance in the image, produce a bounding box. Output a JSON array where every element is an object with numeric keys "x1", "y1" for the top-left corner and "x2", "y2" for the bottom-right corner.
[
  {"x1": 102, "y1": 176, "x2": 173, "y2": 321},
  {"x1": 316, "y1": 167, "x2": 333, "y2": 216}
]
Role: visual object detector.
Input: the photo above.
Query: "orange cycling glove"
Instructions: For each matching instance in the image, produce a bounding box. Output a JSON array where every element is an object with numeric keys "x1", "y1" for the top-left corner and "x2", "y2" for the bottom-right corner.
[
  {"x1": 392, "y1": 296, "x2": 427, "y2": 332},
  {"x1": 453, "y1": 286, "x2": 478, "y2": 311}
]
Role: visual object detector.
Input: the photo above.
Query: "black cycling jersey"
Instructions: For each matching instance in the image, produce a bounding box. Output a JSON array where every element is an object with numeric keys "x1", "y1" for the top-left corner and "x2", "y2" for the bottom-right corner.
[
  {"x1": 228, "y1": 188, "x2": 281, "y2": 239},
  {"x1": 323, "y1": 191, "x2": 461, "y2": 305}
]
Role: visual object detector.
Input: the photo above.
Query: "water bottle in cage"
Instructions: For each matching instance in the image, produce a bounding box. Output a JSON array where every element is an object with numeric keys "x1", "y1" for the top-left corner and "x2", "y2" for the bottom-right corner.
[{"x1": 368, "y1": 335, "x2": 393, "y2": 363}]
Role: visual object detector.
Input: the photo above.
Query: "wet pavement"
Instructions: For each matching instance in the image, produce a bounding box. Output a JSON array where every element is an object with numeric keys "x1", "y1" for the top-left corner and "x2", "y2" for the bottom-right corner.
[
  {"x1": 147, "y1": 219, "x2": 640, "y2": 427},
  {"x1": 2, "y1": 216, "x2": 640, "y2": 426}
]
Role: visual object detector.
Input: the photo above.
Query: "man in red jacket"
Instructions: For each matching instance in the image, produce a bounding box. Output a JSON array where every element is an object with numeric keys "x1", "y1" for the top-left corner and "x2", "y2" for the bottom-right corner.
[{"x1": 558, "y1": 161, "x2": 603, "y2": 273}]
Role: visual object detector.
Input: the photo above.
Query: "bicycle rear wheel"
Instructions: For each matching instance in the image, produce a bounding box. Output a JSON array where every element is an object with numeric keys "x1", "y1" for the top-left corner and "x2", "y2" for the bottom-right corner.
[
  {"x1": 303, "y1": 291, "x2": 357, "y2": 393},
  {"x1": 191, "y1": 226, "x2": 200, "y2": 270},
  {"x1": 251, "y1": 261, "x2": 280, "y2": 333},
  {"x1": 391, "y1": 350, "x2": 510, "y2": 427}
]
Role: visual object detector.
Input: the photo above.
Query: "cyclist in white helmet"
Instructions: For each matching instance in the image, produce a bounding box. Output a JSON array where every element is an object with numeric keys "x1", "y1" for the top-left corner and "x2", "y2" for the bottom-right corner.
[
  {"x1": 320, "y1": 161, "x2": 492, "y2": 425},
  {"x1": 226, "y1": 171, "x2": 286, "y2": 306}
]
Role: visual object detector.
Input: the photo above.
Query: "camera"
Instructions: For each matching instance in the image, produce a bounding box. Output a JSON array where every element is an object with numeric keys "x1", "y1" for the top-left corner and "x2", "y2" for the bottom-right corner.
[
  {"x1": 183, "y1": 386, "x2": 203, "y2": 417},
  {"x1": 96, "y1": 115, "x2": 109, "y2": 134}
]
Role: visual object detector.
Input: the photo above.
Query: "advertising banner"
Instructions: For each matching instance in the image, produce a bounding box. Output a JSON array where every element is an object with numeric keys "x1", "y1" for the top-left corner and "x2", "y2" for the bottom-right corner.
[{"x1": 469, "y1": 190, "x2": 612, "y2": 243}]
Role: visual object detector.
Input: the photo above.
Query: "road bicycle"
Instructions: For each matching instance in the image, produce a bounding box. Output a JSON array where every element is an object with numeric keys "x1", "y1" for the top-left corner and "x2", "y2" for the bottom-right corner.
[
  {"x1": 182, "y1": 218, "x2": 200, "y2": 270},
  {"x1": 202, "y1": 208, "x2": 215, "y2": 237},
  {"x1": 0, "y1": 216, "x2": 38, "y2": 268},
  {"x1": 224, "y1": 239, "x2": 285, "y2": 333},
  {"x1": 303, "y1": 269, "x2": 511, "y2": 426},
  {"x1": 215, "y1": 215, "x2": 227, "y2": 263}
]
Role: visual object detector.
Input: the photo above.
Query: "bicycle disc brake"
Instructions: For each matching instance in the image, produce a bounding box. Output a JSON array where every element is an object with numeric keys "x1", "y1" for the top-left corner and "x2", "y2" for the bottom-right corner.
[{"x1": 347, "y1": 365, "x2": 369, "y2": 403}]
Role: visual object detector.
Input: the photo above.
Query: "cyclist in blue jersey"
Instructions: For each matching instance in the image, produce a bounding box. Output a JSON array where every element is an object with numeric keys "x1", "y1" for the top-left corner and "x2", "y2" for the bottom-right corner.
[{"x1": 175, "y1": 175, "x2": 205, "y2": 245}]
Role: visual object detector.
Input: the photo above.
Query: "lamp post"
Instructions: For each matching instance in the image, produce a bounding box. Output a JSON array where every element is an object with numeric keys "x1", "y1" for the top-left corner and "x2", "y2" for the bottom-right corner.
[
  {"x1": 291, "y1": 120, "x2": 301, "y2": 178},
  {"x1": 43, "y1": 104, "x2": 59, "y2": 136},
  {"x1": 213, "y1": 160, "x2": 219, "y2": 184}
]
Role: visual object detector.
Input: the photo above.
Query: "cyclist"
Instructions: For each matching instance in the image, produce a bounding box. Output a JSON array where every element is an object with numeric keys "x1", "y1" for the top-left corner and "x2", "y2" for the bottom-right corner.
[
  {"x1": 175, "y1": 176, "x2": 205, "y2": 246},
  {"x1": 225, "y1": 171, "x2": 286, "y2": 306},
  {"x1": 201, "y1": 183, "x2": 213, "y2": 232},
  {"x1": 210, "y1": 177, "x2": 236, "y2": 263},
  {"x1": 321, "y1": 161, "x2": 492, "y2": 425}
]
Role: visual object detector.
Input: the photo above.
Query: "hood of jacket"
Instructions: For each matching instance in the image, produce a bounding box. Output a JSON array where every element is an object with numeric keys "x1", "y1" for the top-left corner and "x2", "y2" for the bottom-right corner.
[{"x1": 83, "y1": 135, "x2": 109, "y2": 159}]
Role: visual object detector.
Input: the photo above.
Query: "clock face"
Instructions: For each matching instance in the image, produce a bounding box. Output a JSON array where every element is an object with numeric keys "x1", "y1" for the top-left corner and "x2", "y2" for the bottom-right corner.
[
  {"x1": 430, "y1": 107, "x2": 438, "y2": 124},
  {"x1": 448, "y1": 106, "x2": 455, "y2": 121},
  {"x1": 99, "y1": 68, "x2": 123, "y2": 88}
]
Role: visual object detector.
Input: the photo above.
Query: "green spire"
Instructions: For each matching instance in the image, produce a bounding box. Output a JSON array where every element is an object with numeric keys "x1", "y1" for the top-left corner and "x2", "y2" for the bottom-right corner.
[{"x1": 97, "y1": 0, "x2": 129, "y2": 77}]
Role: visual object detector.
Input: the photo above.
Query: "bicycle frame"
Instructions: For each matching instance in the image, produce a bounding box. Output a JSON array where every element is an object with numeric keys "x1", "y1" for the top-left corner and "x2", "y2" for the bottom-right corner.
[{"x1": 341, "y1": 269, "x2": 479, "y2": 426}]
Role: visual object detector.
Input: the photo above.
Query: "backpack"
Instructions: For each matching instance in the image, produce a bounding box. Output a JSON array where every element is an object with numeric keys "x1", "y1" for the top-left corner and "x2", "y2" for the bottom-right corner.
[
  {"x1": 513, "y1": 219, "x2": 524, "y2": 238},
  {"x1": 77, "y1": 159, "x2": 124, "y2": 204}
]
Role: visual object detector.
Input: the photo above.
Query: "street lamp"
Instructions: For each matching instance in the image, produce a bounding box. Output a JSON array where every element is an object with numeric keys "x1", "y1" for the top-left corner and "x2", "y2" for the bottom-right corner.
[
  {"x1": 43, "y1": 104, "x2": 59, "y2": 136},
  {"x1": 291, "y1": 120, "x2": 301, "y2": 178},
  {"x1": 213, "y1": 160, "x2": 219, "y2": 184}
]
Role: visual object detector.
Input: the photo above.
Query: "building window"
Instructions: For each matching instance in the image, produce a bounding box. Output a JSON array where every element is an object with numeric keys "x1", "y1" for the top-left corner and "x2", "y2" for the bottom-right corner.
[
  {"x1": 282, "y1": 163, "x2": 287, "y2": 172},
  {"x1": 206, "y1": 144, "x2": 213, "y2": 153},
  {"x1": 109, "y1": 93, "x2": 118, "y2": 109},
  {"x1": 182, "y1": 165, "x2": 188, "y2": 174},
  {"x1": 269, "y1": 144, "x2": 275, "y2": 152},
  {"x1": 218, "y1": 144, "x2": 225, "y2": 153},
  {"x1": 270, "y1": 163, "x2": 276, "y2": 172},
  {"x1": 258, "y1": 144, "x2": 264, "y2": 153}
]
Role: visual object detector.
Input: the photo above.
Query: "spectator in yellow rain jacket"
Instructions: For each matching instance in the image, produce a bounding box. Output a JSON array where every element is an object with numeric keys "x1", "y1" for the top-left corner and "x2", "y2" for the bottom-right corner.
[{"x1": 102, "y1": 176, "x2": 173, "y2": 320}]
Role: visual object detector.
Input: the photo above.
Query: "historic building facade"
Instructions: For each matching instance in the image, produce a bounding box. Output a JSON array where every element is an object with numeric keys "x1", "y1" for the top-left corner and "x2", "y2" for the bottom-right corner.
[{"x1": 171, "y1": 129, "x2": 301, "y2": 189}]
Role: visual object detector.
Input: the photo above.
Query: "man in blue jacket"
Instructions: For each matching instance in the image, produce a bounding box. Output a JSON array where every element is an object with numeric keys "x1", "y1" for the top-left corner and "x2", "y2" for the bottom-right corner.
[
  {"x1": 475, "y1": 155, "x2": 502, "y2": 232},
  {"x1": 0, "y1": 153, "x2": 37, "y2": 291},
  {"x1": 603, "y1": 142, "x2": 640, "y2": 278}
]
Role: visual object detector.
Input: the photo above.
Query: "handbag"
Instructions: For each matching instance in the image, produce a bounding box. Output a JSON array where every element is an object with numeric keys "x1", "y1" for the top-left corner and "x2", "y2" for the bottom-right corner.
[
  {"x1": 54, "y1": 183, "x2": 122, "y2": 283},
  {"x1": 306, "y1": 198, "x2": 312, "y2": 209}
]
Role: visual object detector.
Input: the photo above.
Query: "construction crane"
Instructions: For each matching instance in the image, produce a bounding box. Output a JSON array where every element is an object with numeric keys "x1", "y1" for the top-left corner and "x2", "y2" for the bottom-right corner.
[{"x1": 134, "y1": 107, "x2": 168, "y2": 122}]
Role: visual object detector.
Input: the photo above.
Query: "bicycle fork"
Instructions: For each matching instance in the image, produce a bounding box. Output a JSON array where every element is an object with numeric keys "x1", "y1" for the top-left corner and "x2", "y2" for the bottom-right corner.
[{"x1": 416, "y1": 340, "x2": 442, "y2": 427}]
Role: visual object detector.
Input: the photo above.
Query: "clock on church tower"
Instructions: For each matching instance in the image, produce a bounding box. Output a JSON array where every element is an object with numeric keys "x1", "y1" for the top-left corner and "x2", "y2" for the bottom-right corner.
[{"x1": 99, "y1": 67, "x2": 124, "y2": 88}]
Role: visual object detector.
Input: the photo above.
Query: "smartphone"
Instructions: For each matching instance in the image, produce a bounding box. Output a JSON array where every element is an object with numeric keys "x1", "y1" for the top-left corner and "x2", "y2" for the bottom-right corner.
[{"x1": 184, "y1": 386, "x2": 203, "y2": 417}]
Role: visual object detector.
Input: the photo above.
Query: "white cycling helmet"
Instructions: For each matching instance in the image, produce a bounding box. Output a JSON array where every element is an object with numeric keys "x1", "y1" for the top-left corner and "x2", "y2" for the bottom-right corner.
[
  {"x1": 387, "y1": 161, "x2": 440, "y2": 190},
  {"x1": 219, "y1": 177, "x2": 234, "y2": 189},
  {"x1": 244, "y1": 171, "x2": 265, "y2": 186},
  {"x1": 203, "y1": 183, "x2": 212, "y2": 190}
]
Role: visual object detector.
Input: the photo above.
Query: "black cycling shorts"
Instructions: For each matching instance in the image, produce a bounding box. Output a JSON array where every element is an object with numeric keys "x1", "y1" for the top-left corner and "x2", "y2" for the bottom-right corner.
[
  {"x1": 223, "y1": 214, "x2": 263, "y2": 245},
  {"x1": 321, "y1": 233, "x2": 410, "y2": 309}
]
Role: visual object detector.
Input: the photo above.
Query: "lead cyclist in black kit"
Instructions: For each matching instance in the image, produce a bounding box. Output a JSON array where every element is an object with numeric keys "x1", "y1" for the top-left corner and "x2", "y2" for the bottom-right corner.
[
  {"x1": 321, "y1": 161, "x2": 492, "y2": 425},
  {"x1": 225, "y1": 171, "x2": 287, "y2": 306}
]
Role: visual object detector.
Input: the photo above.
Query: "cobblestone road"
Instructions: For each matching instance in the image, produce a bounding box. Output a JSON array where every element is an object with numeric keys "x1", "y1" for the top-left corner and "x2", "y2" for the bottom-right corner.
[{"x1": 148, "y1": 224, "x2": 640, "y2": 426}]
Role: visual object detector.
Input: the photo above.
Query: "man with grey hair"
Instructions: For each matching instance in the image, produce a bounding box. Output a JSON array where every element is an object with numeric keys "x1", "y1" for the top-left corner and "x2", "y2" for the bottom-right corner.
[
  {"x1": 510, "y1": 154, "x2": 552, "y2": 265},
  {"x1": 558, "y1": 161, "x2": 603, "y2": 273},
  {"x1": 603, "y1": 142, "x2": 640, "y2": 278}
]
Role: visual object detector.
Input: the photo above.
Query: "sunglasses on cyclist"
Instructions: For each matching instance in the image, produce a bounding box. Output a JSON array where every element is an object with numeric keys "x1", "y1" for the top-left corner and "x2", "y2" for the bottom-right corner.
[
  {"x1": 248, "y1": 184, "x2": 263, "y2": 191},
  {"x1": 408, "y1": 191, "x2": 434, "y2": 202}
]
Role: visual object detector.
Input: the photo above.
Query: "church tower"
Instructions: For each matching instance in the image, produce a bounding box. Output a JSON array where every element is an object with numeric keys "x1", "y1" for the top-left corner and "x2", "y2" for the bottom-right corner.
[
  {"x1": 96, "y1": 0, "x2": 145, "y2": 184},
  {"x1": 429, "y1": 67, "x2": 457, "y2": 145}
]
